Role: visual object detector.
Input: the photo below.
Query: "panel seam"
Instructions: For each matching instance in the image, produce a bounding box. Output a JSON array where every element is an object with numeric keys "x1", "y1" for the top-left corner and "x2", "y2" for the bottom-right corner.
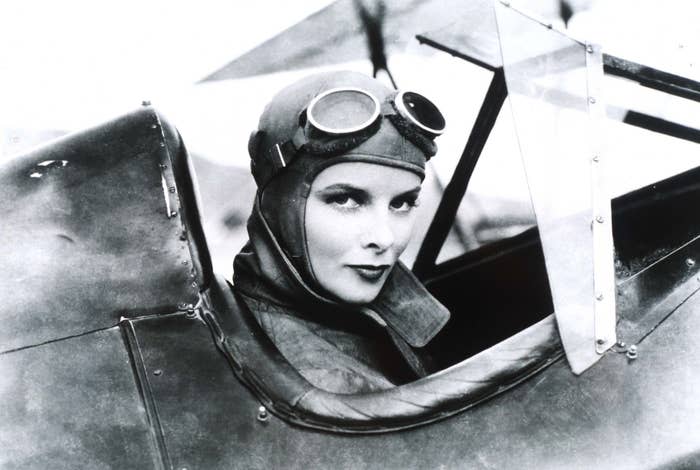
[{"x1": 120, "y1": 319, "x2": 171, "y2": 470}]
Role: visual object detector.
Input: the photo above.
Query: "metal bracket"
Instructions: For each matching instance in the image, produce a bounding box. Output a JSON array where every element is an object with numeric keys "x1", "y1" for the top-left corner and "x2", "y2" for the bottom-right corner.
[
  {"x1": 586, "y1": 42, "x2": 617, "y2": 354},
  {"x1": 152, "y1": 115, "x2": 180, "y2": 219},
  {"x1": 176, "y1": 293, "x2": 202, "y2": 312}
]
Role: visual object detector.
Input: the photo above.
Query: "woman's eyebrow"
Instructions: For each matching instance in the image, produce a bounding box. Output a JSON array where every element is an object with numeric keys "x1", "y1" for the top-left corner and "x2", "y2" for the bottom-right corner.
[
  {"x1": 315, "y1": 184, "x2": 421, "y2": 195},
  {"x1": 316, "y1": 183, "x2": 364, "y2": 193},
  {"x1": 396, "y1": 186, "x2": 422, "y2": 197}
]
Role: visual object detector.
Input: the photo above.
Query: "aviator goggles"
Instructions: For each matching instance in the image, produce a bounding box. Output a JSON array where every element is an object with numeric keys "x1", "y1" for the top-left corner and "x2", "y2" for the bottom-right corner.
[{"x1": 263, "y1": 87, "x2": 446, "y2": 171}]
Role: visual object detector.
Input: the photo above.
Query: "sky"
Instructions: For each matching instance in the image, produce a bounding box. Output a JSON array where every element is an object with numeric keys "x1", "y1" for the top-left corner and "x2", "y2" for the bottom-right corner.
[
  {"x1": 0, "y1": 1, "x2": 331, "y2": 135},
  {"x1": 1, "y1": 0, "x2": 698, "y2": 162}
]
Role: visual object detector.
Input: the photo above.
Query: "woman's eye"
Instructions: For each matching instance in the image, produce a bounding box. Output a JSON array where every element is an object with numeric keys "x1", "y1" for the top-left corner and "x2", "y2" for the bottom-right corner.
[
  {"x1": 327, "y1": 194, "x2": 360, "y2": 209},
  {"x1": 390, "y1": 197, "x2": 419, "y2": 212}
]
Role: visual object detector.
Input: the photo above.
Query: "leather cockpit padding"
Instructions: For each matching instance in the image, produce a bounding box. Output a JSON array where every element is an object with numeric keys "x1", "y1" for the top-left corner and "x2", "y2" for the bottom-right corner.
[{"x1": 205, "y1": 276, "x2": 563, "y2": 433}]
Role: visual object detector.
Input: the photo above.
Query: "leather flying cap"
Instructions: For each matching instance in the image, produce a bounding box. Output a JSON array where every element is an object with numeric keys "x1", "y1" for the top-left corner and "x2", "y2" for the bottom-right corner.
[{"x1": 247, "y1": 71, "x2": 436, "y2": 189}]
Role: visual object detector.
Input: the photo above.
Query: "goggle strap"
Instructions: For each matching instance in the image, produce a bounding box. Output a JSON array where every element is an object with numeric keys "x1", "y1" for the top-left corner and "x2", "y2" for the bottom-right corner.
[
  {"x1": 380, "y1": 101, "x2": 397, "y2": 117},
  {"x1": 265, "y1": 140, "x2": 296, "y2": 172},
  {"x1": 291, "y1": 127, "x2": 308, "y2": 150}
]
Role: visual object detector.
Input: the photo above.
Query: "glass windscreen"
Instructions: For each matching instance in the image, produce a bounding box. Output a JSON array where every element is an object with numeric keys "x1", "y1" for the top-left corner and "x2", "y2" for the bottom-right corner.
[{"x1": 495, "y1": 2, "x2": 616, "y2": 373}]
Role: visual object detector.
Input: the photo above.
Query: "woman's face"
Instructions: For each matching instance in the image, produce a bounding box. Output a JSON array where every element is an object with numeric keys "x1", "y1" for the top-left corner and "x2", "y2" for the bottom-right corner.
[{"x1": 305, "y1": 162, "x2": 422, "y2": 304}]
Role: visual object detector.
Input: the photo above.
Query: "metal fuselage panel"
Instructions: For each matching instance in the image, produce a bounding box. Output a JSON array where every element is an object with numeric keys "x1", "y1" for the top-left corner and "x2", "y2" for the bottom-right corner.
[
  {"x1": 127, "y1": 286, "x2": 700, "y2": 470},
  {"x1": 0, "y1": 108, "x2": 199, "y2": 354},
  {"x1": 0, "y1": 328, "x2": 160, "y2": 469}
]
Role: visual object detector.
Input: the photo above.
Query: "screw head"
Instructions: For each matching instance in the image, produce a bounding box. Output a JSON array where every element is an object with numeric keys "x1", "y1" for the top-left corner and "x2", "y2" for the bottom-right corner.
[
  {"x1": 596, "y1": 338, "x2": 605, "y2": 345},
  {"x1": 595, "y1": 216, "x2": 604, "y2": 224},
  {"x1": 596, "y1": 293, "x2": 604, "y2": 301},
  {"x1": 589, "y1": 96, "x2": 597, "y2": 104},
  {"x1": 153, "y1": 369, "x2": 162, "y2": 376},
  {"x1": 142, "y1": 100, "x2": 151, "y2": 106},
  {"x1": 257, "y1": 405, "x2": 269, "y2": 422},
  {"x1": 170, "y1": 211, "x2": 177, "y2": 217},
  {"x1": 586, "y1": 44, "x2": 594, "y2": 53},
  {"x1": 686, "y1": 258, "x2": 696, "y2": 267},
  {"x1": 592, "y1": 155, "x2": 600, "y2": 163}
]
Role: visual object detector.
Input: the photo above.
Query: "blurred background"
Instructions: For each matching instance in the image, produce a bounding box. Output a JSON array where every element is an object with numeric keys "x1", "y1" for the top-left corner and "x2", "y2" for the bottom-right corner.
[{"x1": 2, "y1": 0, "x2": 698, "y2": 278}]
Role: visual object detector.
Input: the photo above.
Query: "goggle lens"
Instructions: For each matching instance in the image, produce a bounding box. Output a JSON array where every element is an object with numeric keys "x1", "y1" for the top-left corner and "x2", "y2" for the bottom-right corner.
[
  {"x1": 307, "y1": 88, "x2": 380, "y2": 135},
  {"x1": 398, "y1": 91, "x2": 445, "y2": 136}
]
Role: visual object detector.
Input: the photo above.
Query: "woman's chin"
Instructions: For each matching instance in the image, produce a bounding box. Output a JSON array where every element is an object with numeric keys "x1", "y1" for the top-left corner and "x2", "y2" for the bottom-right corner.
[
  {"x1": 329, "y1": 283, "x2": 383, "y2": 306},
  {"x1": 317, "y1": 265, "x2": 392, "y2": 305}
]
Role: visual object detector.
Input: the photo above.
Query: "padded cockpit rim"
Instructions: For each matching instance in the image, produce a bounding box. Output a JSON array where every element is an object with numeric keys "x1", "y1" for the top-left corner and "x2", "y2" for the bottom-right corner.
[{"x1": 205, "y1": 276, "x2": 563, "y2": 434}]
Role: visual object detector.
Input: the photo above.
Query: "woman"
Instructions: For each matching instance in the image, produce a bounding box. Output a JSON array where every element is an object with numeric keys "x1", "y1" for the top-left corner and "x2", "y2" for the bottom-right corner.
[{"x1": 233, "y1": 71, "x2": 450, "y2": 394}]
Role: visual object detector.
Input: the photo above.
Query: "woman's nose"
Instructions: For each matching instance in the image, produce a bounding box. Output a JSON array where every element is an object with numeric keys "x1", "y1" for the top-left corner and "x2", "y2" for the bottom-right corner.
[{"x1": 360, "y1": 212, "x2": 395, "y2": 252}]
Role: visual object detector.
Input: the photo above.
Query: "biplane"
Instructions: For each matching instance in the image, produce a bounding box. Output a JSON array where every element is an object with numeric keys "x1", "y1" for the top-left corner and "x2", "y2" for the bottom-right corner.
[{"x1": 2, "y1": 1, "x2": 700, "y2": 468}]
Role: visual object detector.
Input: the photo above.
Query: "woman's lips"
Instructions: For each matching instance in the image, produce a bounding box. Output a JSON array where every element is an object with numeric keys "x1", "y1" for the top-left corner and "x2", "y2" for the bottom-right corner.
[{"x1": 347, "y1": 264, "x2": 390, "y2": 281}]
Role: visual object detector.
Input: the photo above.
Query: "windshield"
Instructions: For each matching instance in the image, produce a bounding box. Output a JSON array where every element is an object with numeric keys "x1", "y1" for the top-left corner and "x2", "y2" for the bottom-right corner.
[
  {"x1": 496, "y1": 1, "x2": 617, "y2": 373},
  {"x1": 496, "y1": 1, "x2": 700, "y2": 373}
]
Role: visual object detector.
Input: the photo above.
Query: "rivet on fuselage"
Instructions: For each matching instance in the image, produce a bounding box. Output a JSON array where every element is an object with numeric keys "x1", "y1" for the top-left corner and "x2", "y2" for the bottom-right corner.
[
  {"x1": 153, "y1": 369, "x2": 163, "y2": 376},
  {"x1": 686, "y1": 258, "x2": 695, "y2": 267},
  {"x1": 257, "y1": 405, "x2": 270, "y2": 422},
  {"x1": 626, "y1": 345, "x2": 638, "y2": 360}
]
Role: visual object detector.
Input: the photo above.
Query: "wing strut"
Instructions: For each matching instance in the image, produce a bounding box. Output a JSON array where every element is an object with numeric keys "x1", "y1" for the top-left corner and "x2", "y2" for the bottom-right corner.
[{"x1": 412, "y1": 69, "x2": 507, "y2": 279}]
